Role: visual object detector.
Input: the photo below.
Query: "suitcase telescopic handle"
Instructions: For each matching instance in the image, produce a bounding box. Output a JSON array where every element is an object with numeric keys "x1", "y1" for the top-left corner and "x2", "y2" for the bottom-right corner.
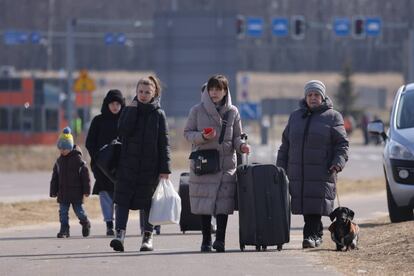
[{"x1": 240, "y1": 133, "x2": 249, "y2": 165}]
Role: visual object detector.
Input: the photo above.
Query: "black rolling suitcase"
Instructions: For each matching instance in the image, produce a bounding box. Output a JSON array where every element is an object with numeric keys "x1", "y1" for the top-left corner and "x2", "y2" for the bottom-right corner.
[
  {"x1": 178, "y1": 172, "x2": 202, "y2": 233},
  {"x1": 178, "y1": 172, "x2": 217, "y2": 233},
  {"x1": 236, "y1": 163, "x2": 290, "y2": 251}
]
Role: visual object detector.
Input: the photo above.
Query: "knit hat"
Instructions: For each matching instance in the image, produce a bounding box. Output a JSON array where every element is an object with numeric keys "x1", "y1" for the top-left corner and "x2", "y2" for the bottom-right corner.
[
  {"x1": 304, "y1": 80, "x2": 326, "y2": 99},
  {"x1": 57, "y1": 127, "x2": 74, "y2": 150}
]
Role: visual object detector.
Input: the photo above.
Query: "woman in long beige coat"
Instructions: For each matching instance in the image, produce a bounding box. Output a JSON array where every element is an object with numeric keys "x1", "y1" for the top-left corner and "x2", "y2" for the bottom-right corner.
[{"x1": 184, "y1": 74, "x2": 250, "y2": 253}]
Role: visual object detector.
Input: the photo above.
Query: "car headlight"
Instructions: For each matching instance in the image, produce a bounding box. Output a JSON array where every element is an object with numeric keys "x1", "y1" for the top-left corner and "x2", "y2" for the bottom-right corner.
[{"x1": 389, "y1": 140, "x2": 414, "y2": 160}]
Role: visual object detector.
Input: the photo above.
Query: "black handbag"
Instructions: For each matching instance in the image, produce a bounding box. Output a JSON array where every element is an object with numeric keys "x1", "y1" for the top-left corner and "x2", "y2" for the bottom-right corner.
[
  {"x1": 95, "y1": 139, "x2": 122, "y2": 184},
  {"x1": 189, "y1": 149, "x2": 220, "y2": 176},
  {"x1": 189, "y1": 111, "x2": 230, "y2": 176}
]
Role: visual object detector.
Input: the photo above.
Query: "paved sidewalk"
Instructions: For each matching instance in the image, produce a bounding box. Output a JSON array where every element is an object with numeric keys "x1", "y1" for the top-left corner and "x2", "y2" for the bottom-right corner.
[{"x1": 0, "y1": 214, "x2": 339, "y2": 276}]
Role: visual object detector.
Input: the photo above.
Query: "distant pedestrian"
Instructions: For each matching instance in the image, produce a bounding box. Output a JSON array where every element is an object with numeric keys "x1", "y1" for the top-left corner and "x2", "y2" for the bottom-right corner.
[
  {"x1": 361, "y1": 112, "x2": 371, "y2": 145},
  {"x1": 50, "y1": 127, "x2": 91, "y2": 238},
  {"x1": 86, "y1": 89, "x2": 125, "y2": 236},
  {"x1": 276, "y1": 80, "x2": 349, "y2": 249},
  {"x1": 184, "y1": 74, "x2": 250, "y2": 252},
  {"x1": 110, "y1": 75, "x2": 171, "y2": 252}
]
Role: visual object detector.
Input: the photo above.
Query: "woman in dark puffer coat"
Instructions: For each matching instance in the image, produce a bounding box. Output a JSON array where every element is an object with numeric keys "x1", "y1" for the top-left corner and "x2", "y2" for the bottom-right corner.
[
  {"x1": 110, "y1": 76, "x2": 171, "y2": 253},
  {"x1": 276, "y1": 80, "x2": 349, "y2": 249},
  {"x1": 86, "y1": 89, "x2": 125, "y2": 236}
]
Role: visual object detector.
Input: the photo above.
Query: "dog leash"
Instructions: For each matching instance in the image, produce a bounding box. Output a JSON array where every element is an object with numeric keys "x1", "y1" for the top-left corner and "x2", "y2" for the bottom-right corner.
[{"x1": 336, "y1": 189, "x2": 341, "y2": 207}]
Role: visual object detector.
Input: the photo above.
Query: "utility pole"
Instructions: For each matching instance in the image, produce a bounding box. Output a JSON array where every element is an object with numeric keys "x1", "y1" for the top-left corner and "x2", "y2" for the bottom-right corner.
[
  {"x1": 47, "y1": 0, "x2": 55, "y2": 71},
  {"x1": 66, "y1": 19, "x2": 75, "y2": 130}
]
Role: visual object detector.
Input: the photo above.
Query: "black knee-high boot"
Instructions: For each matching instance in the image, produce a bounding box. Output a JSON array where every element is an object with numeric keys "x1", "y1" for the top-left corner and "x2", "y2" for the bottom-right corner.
[
  {"x1": 201, "y1": 215, "x2": 212, "y2": 252},
  {"x1": 213, "y1": 214, "x2": 228, "y2": 252}
]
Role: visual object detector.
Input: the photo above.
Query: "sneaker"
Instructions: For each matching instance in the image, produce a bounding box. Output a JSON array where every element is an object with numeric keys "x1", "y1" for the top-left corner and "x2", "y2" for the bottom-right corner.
[{"x1": 302, "y1": 238, "x2": 316, "y2": 249}]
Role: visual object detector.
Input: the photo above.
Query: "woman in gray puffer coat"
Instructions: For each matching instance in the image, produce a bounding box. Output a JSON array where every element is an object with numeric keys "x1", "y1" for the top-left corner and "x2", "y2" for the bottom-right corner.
[
  {"x1": 276, "y1": 80, "x2": 349, "y2": 249},
  {"x1": 184, "y1": 75, "x2": 250, "y2": 253}
]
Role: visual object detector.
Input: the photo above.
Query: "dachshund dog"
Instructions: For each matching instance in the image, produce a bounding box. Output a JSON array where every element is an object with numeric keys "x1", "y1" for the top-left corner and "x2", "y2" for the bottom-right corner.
[{"x1": 328, "y1": 207, "x2": 360, "y2": 251}]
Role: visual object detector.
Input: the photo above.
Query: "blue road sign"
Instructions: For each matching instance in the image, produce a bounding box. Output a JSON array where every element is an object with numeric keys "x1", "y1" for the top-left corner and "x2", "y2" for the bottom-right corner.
[
  {"x1": 30, "y1": 32, "x2": 41, "y2": 44},
  {"x1": 272, "y1": 18, "x2": 289, "y2": 36},
  {"x1": 104, "y1": 33, "x2": 114, "y2": 45},
  {"x1": 333, "y1": 18, "x2": 351, "y2": 36},
  {"x1": 365, "y1": 17, "x2": 381, "y2": 36},
  {"x1": 246, "y1": 17, "x2": 264, "y2": 37},
  {"x1": 240, "y1": 102, "x2": 260, "y2": 120},
  {"x1": 4, "y1": 31, "x2": 28, "y2": 45},
  {"x1": 117, "y1": 33, "x2": 126, "y2": 45}
]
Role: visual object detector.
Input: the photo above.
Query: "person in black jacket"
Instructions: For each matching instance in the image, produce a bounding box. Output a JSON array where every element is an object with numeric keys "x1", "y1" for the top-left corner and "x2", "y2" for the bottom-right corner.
[
  {"x1": 110, "y1": 75, "x2": 171, "y2": 252},
  {"x1": 85, "y1": 89, "x2": 125, "y2": 236}
]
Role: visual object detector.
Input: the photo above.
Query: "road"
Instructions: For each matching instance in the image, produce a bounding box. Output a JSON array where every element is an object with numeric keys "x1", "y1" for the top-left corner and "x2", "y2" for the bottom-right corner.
[
  {"x1": 0, "y1": 190, "x2": 386, "y2": 276},
  {"x1": 0, "y1": 143, "x2": 388, "y2": 275}
]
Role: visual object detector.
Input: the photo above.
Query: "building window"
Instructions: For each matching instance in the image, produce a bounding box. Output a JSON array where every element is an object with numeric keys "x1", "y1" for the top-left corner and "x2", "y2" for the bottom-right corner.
[
  {"x1": 11, "y1": 108, "x2": 21, "y2": 131},
  {"x1": 0, "y1": 108, "x2": 9, "y2": 130},
  {"x1": 22, "y1": 108, "x2": 33, "y2": 131},
  {"x1": 33, "y1": 107, "x2": 43, "y2": 132},
  {"x1": 0, "y1": 79, "x2": 22, "y2": 91},
  {"x1": 45, "y1": 108, "x2": 59, "y2": 131}
]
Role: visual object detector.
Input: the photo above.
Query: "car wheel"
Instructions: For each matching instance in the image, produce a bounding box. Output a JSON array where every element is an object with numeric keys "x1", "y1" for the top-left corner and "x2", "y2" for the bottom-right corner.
[{"x1": 386, "y1": 178, "x2": 413, "y2": 223}]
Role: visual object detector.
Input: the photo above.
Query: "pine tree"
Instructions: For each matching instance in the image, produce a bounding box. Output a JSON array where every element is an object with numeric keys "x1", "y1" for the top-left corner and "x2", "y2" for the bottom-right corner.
[{"x1": 335, "y1": 63, "x2": 357, "y2": 117}]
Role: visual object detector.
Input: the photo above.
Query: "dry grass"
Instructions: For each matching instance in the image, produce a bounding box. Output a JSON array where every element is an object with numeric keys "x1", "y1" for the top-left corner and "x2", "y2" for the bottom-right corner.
[
  {"x1": 0, "y1": 197, "x2": 102, "y2": 229},
  {"x1": 310, "y1": 217, "x2": 414, "y2": 275},
  {"x1": 0, "y1": 145, "x2": 60, "y2": 172},
  {"x1": 0, "y1": 145, "x2": 191, "y2": 172},
  {"x1": 337, "y1": 177, "x2": 385, "y2": 195}
]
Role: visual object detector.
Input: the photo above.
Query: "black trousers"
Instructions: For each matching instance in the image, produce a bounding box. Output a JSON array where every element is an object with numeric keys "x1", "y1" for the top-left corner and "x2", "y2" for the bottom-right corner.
[
  {"x1": 115, "y1": 204, "x2": 153, "y2": 232},
  {"x1": 303, "y1": 214, "x2": 323, "y2": 239},
  {"x1": 201, "y1": 214, "x2": 228, "y2": 242}
]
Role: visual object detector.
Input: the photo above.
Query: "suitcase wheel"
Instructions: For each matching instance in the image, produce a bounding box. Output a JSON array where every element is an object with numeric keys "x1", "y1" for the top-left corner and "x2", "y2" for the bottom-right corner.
[
  {"x1": 255, "y1": 246, "x2": 261, "y2": 252},
  {"x1": 182, "y1": 231, "x2": 186, "y2": 234},
  {"x1": 262, "y1": 246, "x2": 267, "y2": 251},
  {"x1": 277, "y1": 244, "x2": 283, "y2": 251},
  {"x1": 240, "y1": 244, "x2": 245, "y2": 251}
]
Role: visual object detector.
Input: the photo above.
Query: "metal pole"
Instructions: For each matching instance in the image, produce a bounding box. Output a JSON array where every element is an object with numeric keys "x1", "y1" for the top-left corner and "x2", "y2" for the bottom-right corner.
[
  {"x1": 66, "y1": 18, "x2": 75, "y2": 130},
  {"x1": 46, "y1": 0, "x2": 55, "y2": 71}
]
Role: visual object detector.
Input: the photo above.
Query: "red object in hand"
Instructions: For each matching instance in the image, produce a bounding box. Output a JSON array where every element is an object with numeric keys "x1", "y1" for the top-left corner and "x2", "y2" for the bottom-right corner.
[{"x1": 204, "y1": 127, "x2": 213, "y2": 134}]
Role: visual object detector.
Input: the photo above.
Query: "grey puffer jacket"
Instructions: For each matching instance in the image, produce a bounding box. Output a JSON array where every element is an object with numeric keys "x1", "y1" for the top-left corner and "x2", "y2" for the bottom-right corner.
[
  {"x1": 276, "y1": 97, "x2": 349, "y2": 216},
  {"x1": 184, "y1": 88, "x2": 244, "y2": 215}
]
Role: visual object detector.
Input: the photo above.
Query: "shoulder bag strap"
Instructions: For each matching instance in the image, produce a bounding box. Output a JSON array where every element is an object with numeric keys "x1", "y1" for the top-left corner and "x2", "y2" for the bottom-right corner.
[{"x1": 218, "y1": 111, "x2": 230, "y2": 145}]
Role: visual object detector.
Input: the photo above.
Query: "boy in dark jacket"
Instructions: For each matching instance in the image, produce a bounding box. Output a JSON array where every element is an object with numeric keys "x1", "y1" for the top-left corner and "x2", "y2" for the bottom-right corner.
[{"x1": 50, "y1": 127, "x2": 91, "y2": 238}]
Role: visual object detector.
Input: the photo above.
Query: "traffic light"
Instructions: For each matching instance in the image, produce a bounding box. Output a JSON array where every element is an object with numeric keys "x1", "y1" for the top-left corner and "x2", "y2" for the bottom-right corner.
[
  {"x1": 236, "y1": 15, "x2": 245, "y2": 38},
  {"x1": 291, "y1": 16, "x2": 305, "y2": 39},
  {"x1": 353, "y1": 18, "x2": 365, "y2": 38}
]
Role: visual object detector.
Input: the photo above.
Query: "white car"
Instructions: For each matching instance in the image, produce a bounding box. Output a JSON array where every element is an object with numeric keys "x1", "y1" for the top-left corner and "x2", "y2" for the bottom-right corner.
[{"x1": 368, "y1": 83, "x2": 414, "y2": 222}]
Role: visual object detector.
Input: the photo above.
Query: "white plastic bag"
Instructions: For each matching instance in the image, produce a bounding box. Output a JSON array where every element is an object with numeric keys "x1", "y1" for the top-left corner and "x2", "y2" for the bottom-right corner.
[{"x1": 149, "y1": 178, "x2": 181, "y2": 225}]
